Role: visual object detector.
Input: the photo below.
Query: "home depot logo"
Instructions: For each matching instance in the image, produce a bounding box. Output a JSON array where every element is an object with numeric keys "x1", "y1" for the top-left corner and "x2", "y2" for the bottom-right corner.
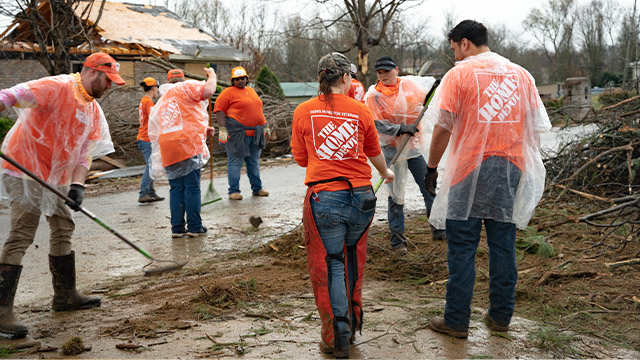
[
  {"x1": 311, "y1": 110, "x2": 359, "y2": 160},
  {"x1": 477, "y1": 73, "x2": 521, "y2": 123},
  {"x1": 160, "y1": 96, "x2": 183, "y2": 134}
]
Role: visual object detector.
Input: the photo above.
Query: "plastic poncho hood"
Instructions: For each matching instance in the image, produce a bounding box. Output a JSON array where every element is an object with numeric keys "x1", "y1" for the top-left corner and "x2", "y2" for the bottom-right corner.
[
  {"x1": 0, "y1": 74, "x2": 114, "y2": 216},
  {"x1": 147, "y1": 81, "x2": 210, "y2": 180},
  {"x1": 420, "y1": 52, "x2": 551, "y2": 230}
]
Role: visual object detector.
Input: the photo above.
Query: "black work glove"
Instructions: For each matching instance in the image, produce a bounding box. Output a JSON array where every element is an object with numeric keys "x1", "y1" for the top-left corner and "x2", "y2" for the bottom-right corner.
[
  {"x1": 66, "y1": 184, "x2": 84, "y2": 211},
  {"x1": 398, "y1": 123, "x2": 418, "y2": 136},
  {"x1": 424, "y1": 166, "x2": 438, "y2": 196}
]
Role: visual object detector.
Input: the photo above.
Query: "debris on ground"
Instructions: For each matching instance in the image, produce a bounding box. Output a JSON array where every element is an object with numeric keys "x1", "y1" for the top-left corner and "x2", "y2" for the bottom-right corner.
[{"x1": 60, "y1": 336, "x2": 88, "y2": 355}]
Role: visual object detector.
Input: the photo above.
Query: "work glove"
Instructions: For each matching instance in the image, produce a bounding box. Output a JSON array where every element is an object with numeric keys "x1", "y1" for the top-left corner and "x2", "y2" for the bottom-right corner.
[
  {"x1": 218, "y1": 126, "x2": 228, "y2": 143},
  {"x1": 398, "y1": 123, "x2": 418, "y2": 136},
  {"x1": 424, "y1": 166, "x2": 438, "y2": 196},
  {"x1": 264, "y1": 125, "x2": 271, "y2": 140},
  {"x1": 66, "y1": 183, "x2": 84, "y2": 211}
]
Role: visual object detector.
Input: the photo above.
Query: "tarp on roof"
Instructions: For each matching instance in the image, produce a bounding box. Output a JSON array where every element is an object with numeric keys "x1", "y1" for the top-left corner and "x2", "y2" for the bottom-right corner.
[{"x1": 75, "y1": 1, "x2": 249, "y2": 61}]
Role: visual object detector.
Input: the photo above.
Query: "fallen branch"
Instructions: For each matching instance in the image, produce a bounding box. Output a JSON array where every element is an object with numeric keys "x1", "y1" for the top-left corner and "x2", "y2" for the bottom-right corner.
[
  {"x1": 600, "y1": 94, "x2": 640, "y2": 110},
  {"x1": 555, "y1": 184, "x2": 612, "y2": 202},
  {"x1": 605, "y1": 258, "x2": 640, "y2": 269},
  {"x1": 534, "y1": 271, "x2": 601, "y2": 288},
  {"x1": 579, "y1": 197, "x2": 640, "y2": 224}
]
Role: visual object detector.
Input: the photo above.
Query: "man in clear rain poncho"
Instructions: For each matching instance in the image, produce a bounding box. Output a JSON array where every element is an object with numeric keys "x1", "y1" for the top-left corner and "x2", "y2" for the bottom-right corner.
[
  {"x1": 364, "y1": 56, "x2": 446, "y2": 254},
  {"x1": 420, "y1": 20, "x2": 551, "y2": 339},
  {"x1": 0, "y1": 52, "x2": 123, "y2": 338},
  {"x1": 147, "y1": 68, "x2": 217, "y2": 238}
]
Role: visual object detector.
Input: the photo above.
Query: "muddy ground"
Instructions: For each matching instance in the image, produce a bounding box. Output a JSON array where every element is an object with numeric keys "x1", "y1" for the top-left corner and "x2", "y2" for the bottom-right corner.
[{"x1": 1, "y1": 158, "x2": 639, "y2": 358}]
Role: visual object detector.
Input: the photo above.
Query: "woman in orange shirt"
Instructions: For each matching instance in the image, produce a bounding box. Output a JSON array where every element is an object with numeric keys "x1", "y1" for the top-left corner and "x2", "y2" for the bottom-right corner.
[
  {"x1": 291, "y1": 52, "x2": 394, "y2": 358},
  {"x1": 137, "y1": 77, "x2": 163, "y2": 203}
]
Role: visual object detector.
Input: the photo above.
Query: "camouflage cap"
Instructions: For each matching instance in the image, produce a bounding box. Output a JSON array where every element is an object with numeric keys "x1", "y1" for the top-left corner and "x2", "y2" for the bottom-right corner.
[{"x1": 318, "y1": 52, "x2": 351, "y2": 79}]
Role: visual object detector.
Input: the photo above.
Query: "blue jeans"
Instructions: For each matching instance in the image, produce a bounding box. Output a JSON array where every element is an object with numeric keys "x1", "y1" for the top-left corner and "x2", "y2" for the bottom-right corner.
[
  {"x1": 444, "y1": 217, "x2": 517, "y2": 331},
  {"x1": 137, "y1": 140, "x2": 155, "y2": 198},
  {"x1": 385, "y1": 154, "x2": 443, "y2": 248},
  {"x1": 168, "y1": 168, "x2": 202, "y2": 234},
  {"x1": 226, "y1": 136, "x2": 263, "y2": 195},
  {"x1": 310, "y1": 188, "x2": 376, "y2": 340}
]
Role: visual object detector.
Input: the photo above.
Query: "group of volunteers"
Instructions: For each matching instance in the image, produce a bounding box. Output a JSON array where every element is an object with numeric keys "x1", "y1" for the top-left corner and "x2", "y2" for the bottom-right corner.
[{"x1": 0, "y1": 19, "x2": 550, "y2": 359}]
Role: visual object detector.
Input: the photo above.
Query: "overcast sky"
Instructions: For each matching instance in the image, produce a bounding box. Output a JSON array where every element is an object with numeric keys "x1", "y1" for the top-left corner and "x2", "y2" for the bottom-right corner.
[{"x1": 0, "y1": 0, "x2": 638, "y2": 43}]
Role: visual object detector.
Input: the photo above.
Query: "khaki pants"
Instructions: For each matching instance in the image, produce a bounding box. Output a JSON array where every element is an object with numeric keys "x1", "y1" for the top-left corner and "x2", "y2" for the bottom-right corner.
[{"x1": 1, "y1": 175, "x2": 74, "y2": 265}]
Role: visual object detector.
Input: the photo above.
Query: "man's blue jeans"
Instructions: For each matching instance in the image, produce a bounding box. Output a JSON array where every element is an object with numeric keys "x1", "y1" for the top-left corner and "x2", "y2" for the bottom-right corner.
[
  {"x1": 168, "y1": 168, "x2": 202, "y2": 234},
  {"x1": 444, "y1": 217, "x2": 517, "y2": 331},
  {"x1": 137, "y1": 140, "x2": 154, "y2": 198},
  {"x1": 385, "y1": 154, "x2": 442, "y2": 248},
  {"x1": 226, "y1": 136, "x2": 263, "y2": 195},
  {"x1": 310, "y1": 188, "x2": 376, "y2": 341}
]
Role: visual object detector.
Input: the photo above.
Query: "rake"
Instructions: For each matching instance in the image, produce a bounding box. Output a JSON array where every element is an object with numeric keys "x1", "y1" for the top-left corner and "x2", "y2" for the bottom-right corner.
[{"x1": 0, "y1": 151, "x2": 185, "y2": 276}]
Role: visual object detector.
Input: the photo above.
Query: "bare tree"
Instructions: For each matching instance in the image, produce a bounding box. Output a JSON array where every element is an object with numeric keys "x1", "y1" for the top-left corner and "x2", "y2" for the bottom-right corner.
[
  {"x1": 307, "y1": 0, "x2": 423, "y2": 83},
  {"x1": 0, "y1": 0, "x2": 106, "y2": 75},
  {"x1": 524, "y1": 0, "x2": 576, "y2": 82},
  {"x1": 575, "y1": 0, "x2": 617, "y2": 86}
]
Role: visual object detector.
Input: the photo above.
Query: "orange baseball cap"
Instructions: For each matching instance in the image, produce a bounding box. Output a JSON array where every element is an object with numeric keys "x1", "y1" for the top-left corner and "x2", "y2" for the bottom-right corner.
[
  {"x1": 142, "y1": 77, "x2": 157, "y2": 86},
  {"x1": 83, "y1": 52, "x2": 125, "y2": 85},
  {"x1": 231, "y1": 66, "x2": 248, "y2": 79},
  {"x1": 167, "y1": 69, "x2": 185, "y2": 80}
]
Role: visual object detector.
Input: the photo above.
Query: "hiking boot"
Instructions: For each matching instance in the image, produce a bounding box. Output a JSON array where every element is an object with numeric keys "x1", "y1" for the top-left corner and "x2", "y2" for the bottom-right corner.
[
  {"x1": 186, "y1": 227, "x2": 207, "y2": 238},
  {"x1": 138, "y1": 195, "x2": 155, "y2": 203},
  {"x1": 229, "y1": 193, "x2": 243, "y2": 200},
  {"x1": 49, "y1": 252, "x2": 101, "y2": 312},
  {"x1": 392, "y1": 244, "x2": 407, "y2": 255},
  {"x1": 318, "y1": 340, "x2": 349, "y2": 359},
  {"x1": 0, "y1": 264, "x2": 28, "y2": 338},
  {"x1": 483, "y1": 312, "x2": 510, "y2": 332},
  {"x1": 172, "y1": 232, "x2": 186, "y2": 238},
  {"x1": 252, "y1": 189, "x2": 269, "y2": 196},
  {"x1": 150, "y1": 193, "x2": 165, "y2": 202},
  {"x1": 429, "y1": 316, "x2": 468, "y2": 339}
]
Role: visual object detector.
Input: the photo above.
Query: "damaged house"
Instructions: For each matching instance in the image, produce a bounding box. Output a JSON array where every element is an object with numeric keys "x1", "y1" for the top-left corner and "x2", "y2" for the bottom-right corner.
[{"x1": 0, "y1": 0, "x2": 249, "y2": 164}]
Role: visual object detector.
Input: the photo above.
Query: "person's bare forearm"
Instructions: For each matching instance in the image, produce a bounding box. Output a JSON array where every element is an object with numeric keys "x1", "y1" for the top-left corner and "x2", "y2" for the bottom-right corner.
[
  {"x1": 71, "y1": 165, "x2": 89, "y2": 185},
  {"x1": 369, "y1": 153, "x2": 394, "y2": 183},
  {"x1": 202, "y1": 68, "x2": 217, "y2": 99},
  {"x1": 428, "y1": 125, "x2": 451, "y2": 168},
  {"x1": 215, "y1": 111, "x2": 226, "y2": 127}
]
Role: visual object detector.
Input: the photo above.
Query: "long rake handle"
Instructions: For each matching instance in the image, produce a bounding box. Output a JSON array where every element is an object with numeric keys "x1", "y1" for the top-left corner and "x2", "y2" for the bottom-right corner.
[
  {"x1": 374, "y1": 79, "x2": 441, "y2": 193},
  {"x1": 0, "y1": 151, "x2": 153, "y2": 260}
]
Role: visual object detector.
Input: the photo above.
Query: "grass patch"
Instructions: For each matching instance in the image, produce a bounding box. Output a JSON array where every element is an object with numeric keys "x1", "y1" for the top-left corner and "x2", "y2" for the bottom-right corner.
[
  {"x1": 0, "y1": 346, "x2": 16, "y2": 358},
  {"x1": 528, "y1": 327, "x2": 580, "y2": 357}
]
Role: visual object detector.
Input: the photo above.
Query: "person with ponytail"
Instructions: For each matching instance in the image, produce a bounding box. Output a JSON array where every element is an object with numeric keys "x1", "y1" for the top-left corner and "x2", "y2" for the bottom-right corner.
[{"x1": 291, "y1": 52, "x2": 394, "y2": 358}]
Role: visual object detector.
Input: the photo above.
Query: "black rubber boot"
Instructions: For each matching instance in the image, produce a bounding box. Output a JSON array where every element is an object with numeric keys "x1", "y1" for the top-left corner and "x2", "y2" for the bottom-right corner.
[
  {"x1": 49, "y1": 252, "x2": 101, "y2": 311},
  {"x1": 0, "y1": 264, "x2": 28, "y2": 338}
]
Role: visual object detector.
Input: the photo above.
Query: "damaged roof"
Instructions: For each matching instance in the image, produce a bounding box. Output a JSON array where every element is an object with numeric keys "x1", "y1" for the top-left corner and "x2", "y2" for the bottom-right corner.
[
  {"x1": 1, "y1": 1, "x2": 249, "y2": 62},
  {"x1": 77, "y1": 1, "x2": 249, "y2": 61}
]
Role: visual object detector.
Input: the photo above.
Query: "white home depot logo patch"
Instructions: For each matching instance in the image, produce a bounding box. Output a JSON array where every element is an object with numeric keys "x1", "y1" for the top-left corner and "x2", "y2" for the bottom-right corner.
[
  {"x1": 476, "y1": 72, "x2": 521, "y2": 123},
  {"x1": 160, "y1": 96, "x2": 183, "y2": 134},
  {"x1": 311, "y1": 109, "x2": 359, "y2": 160}
]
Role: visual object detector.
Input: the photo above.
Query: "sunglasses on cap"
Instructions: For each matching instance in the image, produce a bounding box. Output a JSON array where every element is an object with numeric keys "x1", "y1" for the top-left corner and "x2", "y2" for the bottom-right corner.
[{"x1": 95, "y1": 62, "x2": 120, "y2": 71}]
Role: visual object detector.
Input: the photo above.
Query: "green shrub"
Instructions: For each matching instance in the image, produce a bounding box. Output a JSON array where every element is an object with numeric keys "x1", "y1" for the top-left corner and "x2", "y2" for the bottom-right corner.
[
  {"x1": 255, "y1": 65, "x2": 285, "y2": 100},
  {"x1": 0, "y1": 116, "x2": 15, "y2": 144}
]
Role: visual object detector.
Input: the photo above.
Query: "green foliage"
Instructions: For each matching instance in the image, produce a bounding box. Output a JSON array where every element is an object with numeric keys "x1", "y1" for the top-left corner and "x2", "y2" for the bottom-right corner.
[
  {"x1": 0, "y1": 346, "x2": 16, "y2": 358},
  {"x1": 516, "y1": 227, "x2": 557, "y2": 258},
  {"x1": 255, "y1": 65, "x2": 285, "y2": 100},
  {"x1": 0, "y1": 116, "x2": 15, "y2": 144},
  {"x1": 543, "y1": 96, "x2": 564, "y2": 109},
  {"x1": 528, "y1": 327, "x2": 580, "y2": 356}
]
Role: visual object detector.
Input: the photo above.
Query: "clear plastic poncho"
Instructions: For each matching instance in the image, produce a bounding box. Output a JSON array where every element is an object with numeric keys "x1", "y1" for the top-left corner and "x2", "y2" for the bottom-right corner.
[
  {"x1": 364, "y1": 76, "x2": 436, "y2": 204},
  {"x1": 148, "y1": 81, "x2": 210, "y2": 180},
  {"x1": 0, "y1": 74, "x2": 114, "y2": 216},
  {"x1": 419, "y1": 52, "x2": 551, "y2": 230}
]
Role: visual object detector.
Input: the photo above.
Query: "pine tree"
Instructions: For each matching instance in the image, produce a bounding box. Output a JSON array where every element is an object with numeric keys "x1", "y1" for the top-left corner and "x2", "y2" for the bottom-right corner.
[{"x1": 256, "y1": 65, "x2": 285, "y2": 100}]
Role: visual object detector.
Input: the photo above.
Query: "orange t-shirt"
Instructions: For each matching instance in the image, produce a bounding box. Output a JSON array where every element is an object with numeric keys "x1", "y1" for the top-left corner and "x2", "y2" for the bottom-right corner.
[
  {"x1": 2, "y1": 74, "x2": 103, "y2": 184},
  {"x1": 213, "y1": 86, "x2": 266, "y2": 137},
  {"x1": 347, "y1": 79, "x2": 365, "y2": 102},
  {"x1": 153, "y1": 81, "x2": 208, "y2": 167},
  {"x1": 137, "y1": 95, "x2": 154, "y2": 142},
  {"x1": 438, "y1": 58, "x2": 537, "y2": 185},
  {"x1": 291, "y1": 93, "x2": 381, "y2": 192}
]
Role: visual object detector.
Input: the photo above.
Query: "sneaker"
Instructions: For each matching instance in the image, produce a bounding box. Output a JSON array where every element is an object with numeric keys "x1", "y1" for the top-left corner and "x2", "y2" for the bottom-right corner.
[
  {"x1": 172, "y1": 232, "x2": 186, "y2": 238},
  {"x1": 483, "y1": 312, "x2": 510, "y2": 332},
  {"x1": 138, "y1": 195, "x2": 155, "y2": 203},
  {"x1": 392, "y1": 244, "x2": 408, "y2": 255},
  {"x1": 429, "y1": 316, "x2": 468, "y2": 339},
  {"x1": 186, "y1": 227, "x2": 207, "y2": 237},
  {"x1": 252, "y1": 189, "x2": 269, "y2": 196},
  {"x1": 229, "y1": 193, "x2": 243, "y2": 200}
]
